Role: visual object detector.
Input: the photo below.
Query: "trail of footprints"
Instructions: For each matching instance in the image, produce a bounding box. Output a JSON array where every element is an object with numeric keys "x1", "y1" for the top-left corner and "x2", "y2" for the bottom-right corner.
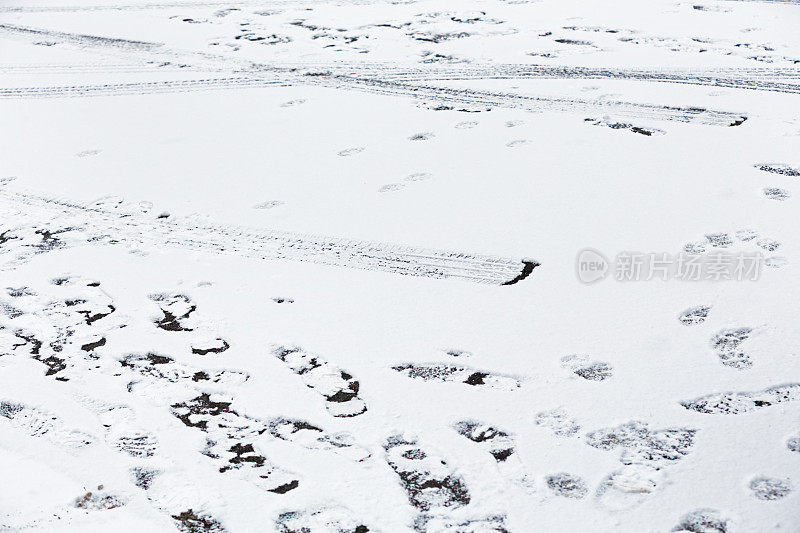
[
  {"x1": 2, "y1": 283, "x2": 795, "y2": 530},
  {"x1": 3, "y1": 272, "x2": 707, "y2": 529},
  {"x1": 683, "y1": 227, "x2": 787, "y2": 269},
  {"x1": 272, "y1": 345, "x2": 367, "y2": 417},
  {"x1": 1, "y1": 273, "x2": 542, "y2": 531},
  {"x1": 666, "y1": 154, "x2": 798, "y2": 518},
  {"x1": 0, "y1": 275, "x2": 374, "y2": 531},
  {"x1": 3, "y1": 275, "x2": 792, "y2": 530}
]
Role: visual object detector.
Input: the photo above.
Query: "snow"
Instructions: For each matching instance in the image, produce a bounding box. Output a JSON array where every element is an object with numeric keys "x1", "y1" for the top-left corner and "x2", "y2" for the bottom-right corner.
[{"x1": 1, "y1": 0, "x2": 799, "y2": 531}]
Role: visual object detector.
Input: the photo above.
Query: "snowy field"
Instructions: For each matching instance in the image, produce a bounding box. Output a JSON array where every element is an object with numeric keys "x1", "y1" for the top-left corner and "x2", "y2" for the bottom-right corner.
[{"x1": 1, "y1": 0, "x2": 800, "y2": 531}]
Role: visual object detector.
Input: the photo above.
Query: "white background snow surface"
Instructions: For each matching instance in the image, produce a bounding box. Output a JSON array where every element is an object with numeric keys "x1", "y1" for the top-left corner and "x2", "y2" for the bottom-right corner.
[{"x1": 1, "y1": 0, "x2": 800, "y2": 531}]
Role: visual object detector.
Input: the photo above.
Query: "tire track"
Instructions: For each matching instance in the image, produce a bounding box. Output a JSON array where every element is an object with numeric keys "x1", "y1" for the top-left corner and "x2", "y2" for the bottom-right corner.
[
  {"x1": 6, "y1": 61, "x2": 800, "y2": 94},
  {"x1": 311, "y1": 74, "x2": 747, "y2": 126},
  {"x1": 0, "y1": 189, "x2": 537, "y2": 285},
  {"x1": 0, "y1": 23, "x2": 163, "y2": 50},
  {"x1": 0, "y1": 1, "x2": 257, "y2": 11},
  {"x1": 0, "y1": 0, "x2": 394, "y2": 13},
  {"x1": 0, "y1": 76, "x2": 289, "y2": 98},
  {"x1": 0, "y1": 63, "x2": 183, "y2": 74},
  {"x1": 0, "y1": 69, "x2": 749, "y2": 126},
  {"x1": 0, "y1": 24, "x2": 756, "y2": 124},
  {"x1": 306, "y1": 63, "x2": 800, "y2": 95}
]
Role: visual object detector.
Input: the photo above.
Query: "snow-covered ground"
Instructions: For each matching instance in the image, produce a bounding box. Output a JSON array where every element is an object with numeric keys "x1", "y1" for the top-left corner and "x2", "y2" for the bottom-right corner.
[{"x1": 1, "y1": 0, "x2": 799, "y2": 531}]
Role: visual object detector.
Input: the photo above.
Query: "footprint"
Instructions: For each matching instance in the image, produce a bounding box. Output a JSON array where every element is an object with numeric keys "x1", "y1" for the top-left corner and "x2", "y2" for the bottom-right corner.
[
  {"x1": 418, "y1": 102, "x2": 456, "y2": 112},
  {"x1": 546, "y1": 473, "x2": 588, "y2": 498},
  {"x1": 710, "y1": 327, "x2": 753, "y2": 369},
  {"x1": 130, "y1": 466, "x2": 160, "y2": 490},
  {"x1": 267, "y1": 417, "x2": 369, "y2": 462},
  {"x1": 76, "y1": 149, "x2": 102, "y2": 158},
  {"x1": 253, "y1": 200, "x2": 284, "y2": 209},
  {"x1": 735, "y1": 229, "x2": 758, "y2": 242},
  {"x1": 272, "y1": 346, "x2": 367, "y2": 417},
  {"x1": 586, "y1": 118, "x2": 665, "y2": 136},
  {"x1": 763, "y1": 187, "x2": 790, "y2": 201},
  {"x1": 383, "y1": 433, "x2": 470, "y2": 512},
  {"x1": 535, "y1": 408, "x2": 580, "y2": 437},
  {"x1": 705, "y1": 232, "x2": 733, "y2": 248},
  {"x1": 0, "y1": 400, "x2": 94, "y2": 449},
  {"x1": 586, "y1": 421, "x2": 696, "y2": 469},
  {"x1": 172, "y1": 509, "x2": 228, "y2": 533},
  {"x1": 683, "y1": 241, "x2": 707, "y2": 254},
  {"x1": 787, "y1": 436, "x2": 800, "y2": 453},
  {"x1": 392, "y1": 363, "x2": 522, "y2": 390},
  {"x1": 74, "y1": 487, "x2": 124, "y2": 510},
  {"x1": 764, "y1": 256, "x2": 788, "y2": 268},
  {"x1": 121, "y1": 352, "x2": 248, "y2": 386},
  {"x1": 505, "y1": 120, "x2": 524, "y2": 127},
  {"x1": 681, "y1": 383, "x2": 800, "y2": 414},
  {"x1": 679, "y1": 305, "x2": 710, "y2": 325},
  {"x1": 1, "y1": 483, "x2": 125, "y2": 530},
  {"x1": 754, "y1": 163, "x2": 800, "y2": 177},
  {"x1": 149, "y1": 293, "x2": 196, "y2": 332},
  {"x1": 275, "y1": 507, "x2": 369, "y2": 533},
  {"x1": 408, "y1": 132, "x2": 435, "y2": 141},
  {"x1": 554, "y1": 38, "x2": 594, "y2": 46},
  {"x1": 144, "y1": 472, "x2": 229, "y2": 531},
  {"x1": 337, "y1": 147, "x2": 364, "y2": 157},
  {"x1": 561, "y1": 354, "x2": 613, "y2": 381},
  {"x1": 0, "y1": 226, "x2": 75, "y2": 261},
  {"x1": 271, "y1": 297, "x2": 294, "y2": 304},
  {"x1": 454, "y1": 121, "x2": 478, "y2": 129},
  {"x1": 280, "y1": 99, "x2": 306, "y2": 107},
  {"x1": 595, "y1": 464, "x2": 662, "y2": 511},
  {"x1": 671, "y1": 508, "x2": 729, "y2": 533},
  {"x1": 505, "y1": 139, "x2": 532, "y2": 148},
  {"x1": 378, "y1": 183, "x2": 405, "y2": 193},
  {"x1": 109, "y1": 426, "x2": 159, "y2": 458},
  {"x1": 75, "y1": 396, "x2": 159, "y2": 458},
  {"x1": 756, "y1": 238, "x2": 780, "y2": 252},
  {"x1": 404, "y1": 172, "x2": 432, "y2": 182},
  {"x1": 453, "y1": 420, "x2": 517, "y2": 462},
  {"x1": 5, "y1": 286, "x2": 35, "y2": 298},
  {"x1": 749, "y1": 476, "x2": 792, "y2": 500},
  {"x1": 415, "y1": 514, "x2": 508, "y2": 532}
]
